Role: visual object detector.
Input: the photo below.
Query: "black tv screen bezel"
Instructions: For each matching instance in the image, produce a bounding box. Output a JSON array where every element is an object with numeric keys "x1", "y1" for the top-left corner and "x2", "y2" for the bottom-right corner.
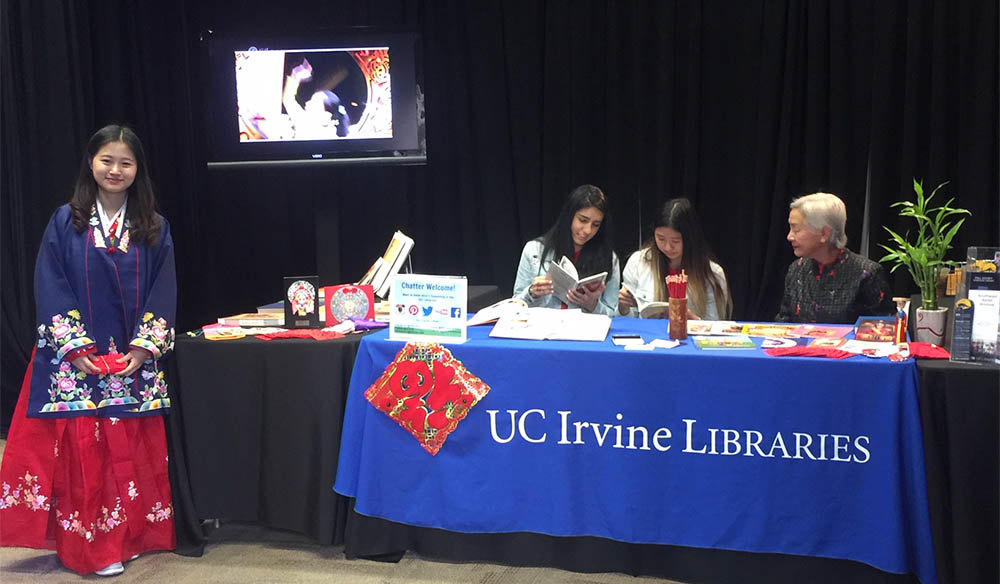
[{"x1": 203, "y1": 28, "x2": 424, "y2": 167}]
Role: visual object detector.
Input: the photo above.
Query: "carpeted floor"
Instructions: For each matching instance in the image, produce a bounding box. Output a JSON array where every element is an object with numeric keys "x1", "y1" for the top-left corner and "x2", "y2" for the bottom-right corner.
[{"x1": 0, "y1": 438, "x2": 682, "y2": 583}]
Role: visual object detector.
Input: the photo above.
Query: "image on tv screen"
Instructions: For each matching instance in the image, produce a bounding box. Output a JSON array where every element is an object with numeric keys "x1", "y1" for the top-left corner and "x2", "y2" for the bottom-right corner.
[{"x1": 235, "y1": 47, "x2": 393, "y2": 142}]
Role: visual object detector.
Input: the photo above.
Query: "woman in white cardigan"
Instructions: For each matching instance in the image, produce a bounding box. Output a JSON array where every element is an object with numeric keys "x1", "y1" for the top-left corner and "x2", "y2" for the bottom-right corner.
[{"x1": 619, "y1": 198, "x2": 732, "y2": 320}]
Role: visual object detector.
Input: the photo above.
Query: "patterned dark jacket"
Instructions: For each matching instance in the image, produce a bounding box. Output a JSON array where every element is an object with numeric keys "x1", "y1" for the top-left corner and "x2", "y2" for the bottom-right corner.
[{"x1": 776, "y1": 249, "x2": 895, "y2": 324}]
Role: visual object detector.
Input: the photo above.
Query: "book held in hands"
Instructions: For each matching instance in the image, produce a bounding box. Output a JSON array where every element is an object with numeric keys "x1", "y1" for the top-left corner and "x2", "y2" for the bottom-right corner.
[{"x1": 545, "y1": 256, "x2": 607, "y2": 305}]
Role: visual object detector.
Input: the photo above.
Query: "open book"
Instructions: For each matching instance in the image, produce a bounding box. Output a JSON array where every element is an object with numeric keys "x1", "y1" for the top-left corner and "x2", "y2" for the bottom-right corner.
[
  {"x1": 546, "y1": 256, "x2": 607, "y2": 305},
  {"x1": 639, "y1": 302, "x2": 670, "y2": 319},
  {"x1": 466, "y1": 297, "x2": 527, "y2": 326},
  {"x1": 358, "y1": 231, "x2": 415, "y2": 299},
  {"x1": 489, "y1": 307, "x2": 611, "y2": 342}
]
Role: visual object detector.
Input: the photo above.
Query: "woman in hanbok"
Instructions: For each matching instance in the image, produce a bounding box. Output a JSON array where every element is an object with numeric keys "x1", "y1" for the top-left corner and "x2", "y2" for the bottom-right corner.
[{"x1": 0, "y1": 125, "x2": 176, "y2": 576}]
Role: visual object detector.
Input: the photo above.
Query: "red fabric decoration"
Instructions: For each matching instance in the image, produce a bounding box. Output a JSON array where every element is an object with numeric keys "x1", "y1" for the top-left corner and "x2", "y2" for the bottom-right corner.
[
  {"x1": 905, "y1": 342, "x2": 951, "y2": 359},
  {"x1": 92, "y1": 353, "x2": 128, "y2": 375},
  {"x1": 365, "y1": 343, "x2": 491, "y2": 455},
  {"x1": 764, "y1": 346, "x2": 855, "y2": 359},
  {"x1": 254, "y1": 329, "x2": 345, "y2": 341}
]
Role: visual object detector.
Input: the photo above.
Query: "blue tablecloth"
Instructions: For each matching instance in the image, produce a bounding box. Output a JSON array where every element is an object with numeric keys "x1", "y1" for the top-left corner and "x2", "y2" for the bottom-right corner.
[{"x1": 335, "y1": 318, "x2": 937, "y2": 584}]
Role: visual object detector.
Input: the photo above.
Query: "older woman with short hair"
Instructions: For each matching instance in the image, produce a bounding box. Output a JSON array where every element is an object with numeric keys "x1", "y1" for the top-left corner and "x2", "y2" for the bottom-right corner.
[{"x1": 776, "y1": 192, "x2": 894, "y2": 323}]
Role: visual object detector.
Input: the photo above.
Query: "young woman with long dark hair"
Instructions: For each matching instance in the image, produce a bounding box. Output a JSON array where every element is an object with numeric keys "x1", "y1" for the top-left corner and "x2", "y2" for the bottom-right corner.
[
  {"x1": 618, "y1": 198, "x2": 732, "y2": 319},
  {"x1": 513, "y1": 184, "x2": 621, "y2": 315},
  {"x1": 0, "y1": 125, "x2": 176, "y2": 576}
]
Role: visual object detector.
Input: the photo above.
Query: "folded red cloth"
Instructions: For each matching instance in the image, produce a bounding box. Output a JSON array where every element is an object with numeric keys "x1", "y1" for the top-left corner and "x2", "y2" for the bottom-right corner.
[
  {"x1": 905, "y1": 342, "x2": 951, "y2": 359},
  {"x1": 92, "y1": 353, "x2": 128, "y2": 374},
  {"x1": 764, "y1": 346, "x2": 855, "y2": 359},
  {"x1": 255, "y1": 329, "x2": 345, "y2": 341}
]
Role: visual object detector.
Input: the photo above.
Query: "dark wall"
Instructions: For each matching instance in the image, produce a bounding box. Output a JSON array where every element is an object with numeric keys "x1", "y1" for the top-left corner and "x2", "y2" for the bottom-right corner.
[{"x1": 3, "y1": 0, "x2": 998, "y2": 431}]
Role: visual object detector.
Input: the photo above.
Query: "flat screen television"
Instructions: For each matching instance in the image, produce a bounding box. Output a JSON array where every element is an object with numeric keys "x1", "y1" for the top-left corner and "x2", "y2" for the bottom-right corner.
[{"x1": 203, "y1": 28, "x2": 425, "y2": 167}]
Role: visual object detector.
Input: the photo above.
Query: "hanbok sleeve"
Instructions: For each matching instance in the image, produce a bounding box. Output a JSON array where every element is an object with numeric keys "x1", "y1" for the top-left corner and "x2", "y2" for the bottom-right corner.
[
  {"x1": 129, "y1": 219, "x2": 177, "y2": 360},
  {"x1": 34, "y1": 209, "x2": 96, "y2": 362}
]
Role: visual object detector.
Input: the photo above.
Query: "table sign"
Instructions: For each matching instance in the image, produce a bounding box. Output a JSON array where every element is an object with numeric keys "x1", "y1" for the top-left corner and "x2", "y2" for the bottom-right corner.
[{"x1": 389, "y1": 274, "x2": 467, "y2": 343}]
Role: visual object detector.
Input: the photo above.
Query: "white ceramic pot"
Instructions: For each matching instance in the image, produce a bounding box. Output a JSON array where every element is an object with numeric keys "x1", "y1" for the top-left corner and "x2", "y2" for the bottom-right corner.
[{"x1": 915, "y1": 307, "x2": 948, "y2": 346}]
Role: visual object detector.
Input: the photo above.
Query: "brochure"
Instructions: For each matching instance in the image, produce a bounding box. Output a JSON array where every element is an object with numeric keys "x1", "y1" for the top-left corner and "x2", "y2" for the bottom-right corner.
[
  {"x1": 693, "y1": 335, "x2": 756, "y2": 350},
  {"x1": 790, "y1": 324, "x2": 853, "y2": 339}
]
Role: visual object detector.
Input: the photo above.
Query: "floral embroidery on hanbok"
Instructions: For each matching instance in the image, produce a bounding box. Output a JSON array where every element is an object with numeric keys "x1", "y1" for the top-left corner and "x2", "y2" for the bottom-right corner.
[
  {"x1": 132, "y1": 312, "x2": 174, "y2": 359},
  {"x1": 94, "y1": 421, "x2": 101, "y2": 442},
  {"x1": 56, "y1": 509, "x2": 95, "y2": 542},
  {"x1": 0, "y1": 471, "x2": 51, "y2": 512},
  {"x1": 42, "y1": 360, "x2": 96, "y2": 413},
  {"x1": 145, "y1": 502, "x2": 172, "y2": 523},
  {"x1": 40, "y1": 310, "x2": 93, "y2": 361},
  {"x1": 118, "y1": 226, "x2": 131, "y2": 254},
  {"x1": 127, "y1": 481, "x2": 138, "y2": 501},
  {"x1": 97, "y1": 498, "x2": 127, "y2": 534},
  {"x1": 97, "y1": 374, "x2": 138, "y2": 409},
  {"x1": 138, "y1": 368, "x2": 170, "y2": 411}
]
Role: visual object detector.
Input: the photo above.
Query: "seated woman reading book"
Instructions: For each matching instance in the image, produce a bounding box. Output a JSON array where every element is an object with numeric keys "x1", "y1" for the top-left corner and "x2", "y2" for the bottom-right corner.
[
  {"x1": 618, "y1": 198, "x2": 732, "y2": 320},
  {"x1": 513, "y1": 184, "x2": 621, "y2": 316}
]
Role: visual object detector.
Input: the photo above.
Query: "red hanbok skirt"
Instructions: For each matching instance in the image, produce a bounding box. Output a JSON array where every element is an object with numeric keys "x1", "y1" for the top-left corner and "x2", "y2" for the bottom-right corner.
[{"x1": 0, "y1": 353, "x2": 175, "y2": 574}]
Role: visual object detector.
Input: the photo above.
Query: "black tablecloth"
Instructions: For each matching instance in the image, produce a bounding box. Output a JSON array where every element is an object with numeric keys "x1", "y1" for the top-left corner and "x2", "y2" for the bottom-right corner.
[
  {"x1": 164, "y1": 285, "x2": 501, "y2": 555},
  {"x1": 166, "y1": 333, "x2": 364, "y2": 554},
  {"x1": 917, "y1": 359, "x2": 999, "y2": 584}
]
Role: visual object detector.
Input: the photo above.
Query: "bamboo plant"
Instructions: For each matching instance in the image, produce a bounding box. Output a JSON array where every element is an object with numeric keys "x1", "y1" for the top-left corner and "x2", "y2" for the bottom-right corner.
[{"x1": 879, "y1": 179, "x2": 970, "y2": 310}]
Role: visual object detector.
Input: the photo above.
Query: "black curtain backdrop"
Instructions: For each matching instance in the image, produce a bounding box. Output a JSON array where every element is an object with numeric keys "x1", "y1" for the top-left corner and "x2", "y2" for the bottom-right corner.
[{"x1": 2, "y1": 0, "x2": 998, "y2": 431}]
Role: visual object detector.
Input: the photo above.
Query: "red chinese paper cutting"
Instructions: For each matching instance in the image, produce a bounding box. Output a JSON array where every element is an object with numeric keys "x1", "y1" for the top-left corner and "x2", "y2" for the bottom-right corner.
[{"x1": 365, "y1": 343, "x2": 490, "y2": 455}]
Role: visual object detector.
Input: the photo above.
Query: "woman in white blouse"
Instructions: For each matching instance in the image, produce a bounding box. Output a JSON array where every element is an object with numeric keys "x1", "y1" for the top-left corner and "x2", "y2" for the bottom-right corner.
[{"x1": 618, "y1": 198, "x2": 732, "y2": 320}]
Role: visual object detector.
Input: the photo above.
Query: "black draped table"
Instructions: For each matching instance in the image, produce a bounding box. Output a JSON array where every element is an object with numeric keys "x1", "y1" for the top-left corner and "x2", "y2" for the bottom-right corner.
[
  {"x1": 164, "y1": 285, "x2": 500, "y2": 553},
  {"x1": 916, "y1": 360, "x2": 999, "y2": 584}
]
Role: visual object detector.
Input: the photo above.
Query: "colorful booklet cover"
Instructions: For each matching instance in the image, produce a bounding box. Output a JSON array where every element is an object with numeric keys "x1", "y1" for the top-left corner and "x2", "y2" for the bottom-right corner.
[
  {"x1": 853, "y1": 316, "x2": 898, "y2": 342},
  {"x1": 693, "y1": 335, "x2": 756, "y2": 349},
  {"x1": 790, "y1": 324, "x2": 853, "y2": 339},
  {"x1": 808, "y1": 337, "x2": 847, "y2": 349}
]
